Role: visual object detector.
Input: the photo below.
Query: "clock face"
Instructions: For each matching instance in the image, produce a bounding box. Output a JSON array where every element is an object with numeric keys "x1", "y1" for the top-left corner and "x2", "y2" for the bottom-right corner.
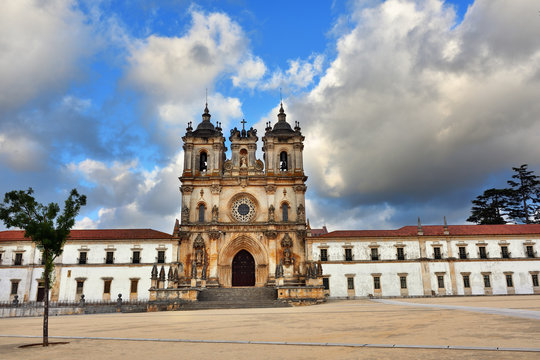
[{"x1": 232, "y1": 197, "x2": 256, "y2": 222}]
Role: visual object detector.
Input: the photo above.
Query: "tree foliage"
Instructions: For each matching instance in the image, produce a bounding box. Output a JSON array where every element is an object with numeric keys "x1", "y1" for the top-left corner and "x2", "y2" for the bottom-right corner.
[
  {"x1": 468, "y1": 164, "x2": 540, "y2": 224},
  {"x1": 466, "y1": 188, "x2": 509, "y2": 225},
  {"x1": 0, "y1": 188, "x2": 86, "y2": 346},
  {"x1": 506, "y1": 164, "x2": 540, "y2": 224}
]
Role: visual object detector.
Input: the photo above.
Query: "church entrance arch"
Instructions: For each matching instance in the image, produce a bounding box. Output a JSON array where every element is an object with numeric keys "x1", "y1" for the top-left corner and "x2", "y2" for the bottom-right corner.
[
  {"x1": 232, "y1": 250, "x2": 255, "y2": 286},
  {"x1": 218, "y1": 236, "x2": 269, "y2": 287}
]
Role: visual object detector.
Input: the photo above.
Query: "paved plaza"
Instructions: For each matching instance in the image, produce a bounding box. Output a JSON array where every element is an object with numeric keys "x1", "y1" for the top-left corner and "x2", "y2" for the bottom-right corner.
[{"x1": 0, "y1": 295, "x2": 539, "y2": 359}]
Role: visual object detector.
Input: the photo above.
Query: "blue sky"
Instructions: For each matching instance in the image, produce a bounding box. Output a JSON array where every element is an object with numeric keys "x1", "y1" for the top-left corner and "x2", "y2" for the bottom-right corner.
[{"x1": 1, "y1": 0, "x2": 539, "y2": 232}]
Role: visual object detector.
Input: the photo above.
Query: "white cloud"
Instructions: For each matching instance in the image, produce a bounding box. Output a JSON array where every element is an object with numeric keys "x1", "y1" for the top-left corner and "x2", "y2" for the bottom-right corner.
[
  {"x1": 231, "y1": 56, "x2": 267, "y2": 88},
  {"x1": 262, "y1": 55, "x2": 324, "y2": 91},
  {"x1": 126, "y1": 10, "x2": 250, "y2": 104},
  {"x1": 68, "y1": 151, "x2": 184, "y2": 232},
  {"x1": 289, "y1": 0, "x2": 540, "y2": 226},
  {"x1": 0, "y1": 0, "x2": 93, "y2": 110}
]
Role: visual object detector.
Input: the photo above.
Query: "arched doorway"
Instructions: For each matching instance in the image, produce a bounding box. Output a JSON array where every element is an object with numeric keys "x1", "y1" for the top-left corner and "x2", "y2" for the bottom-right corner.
[{"x1": 232, "y1": 250, "x2": 255, "y2": 286}]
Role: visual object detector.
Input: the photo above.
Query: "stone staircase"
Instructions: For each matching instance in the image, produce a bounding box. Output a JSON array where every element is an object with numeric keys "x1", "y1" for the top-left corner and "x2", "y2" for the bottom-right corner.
[{"x1": 182, "y1": 287, "x2": 291, "y2": 310}]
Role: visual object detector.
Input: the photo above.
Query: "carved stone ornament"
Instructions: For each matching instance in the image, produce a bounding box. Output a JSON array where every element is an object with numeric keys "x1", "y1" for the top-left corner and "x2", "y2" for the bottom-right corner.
[
  {"x1": 293, "y1": 185, "x2": 307, "y2": 193},
  {"x1": 255, "y1": 159, "x2": 264, "y2": 171},
  {"x1": 177, "y1": 231, "x2": 190, "y2": 241},
  {"x1": 281, "y1": 233, "x2": 293, "y2": 265},
  {"x1": 181, "y1": 205, "x2": 189, "y2": 224},
  {"x1": 193, "y1": 234, "x2": 205, "y2": 249},
  {"x1": 208, "y1": 230, "x2": 221, "y2": 240},
  {"x1": 265, "y1": 185, "x2": 276, "y2": 194},
  {"x1": 180, "y1": 186, "x2": 193, "y2": 194},
  {"x1": 281, "y1": 233, "x2": 293, "y2": 248},
  {"x1": 296, "y1": 230, "x2": 307, "y2": 239},
  {"x1": 224, "y1": 160, "x2": 233, "y2": 171},
  {"x1": 264, "y1": 230, "x2": 278, "y2": 239},
  {"x1": 210, "y1": 184, "x2": 222, "y2": 194}
]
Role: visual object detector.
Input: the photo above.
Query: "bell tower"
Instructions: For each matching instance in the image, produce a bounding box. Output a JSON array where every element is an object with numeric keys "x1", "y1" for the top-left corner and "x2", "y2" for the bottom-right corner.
[{"x1": 262, "y1": 103, "x2": 305, "y2": 176}]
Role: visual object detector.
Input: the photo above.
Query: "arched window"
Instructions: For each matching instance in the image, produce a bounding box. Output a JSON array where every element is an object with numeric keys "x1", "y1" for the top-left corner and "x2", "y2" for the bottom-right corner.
[
  {"x1": 279, "y1": 151, "x2": 288, "y2": 172},
  {"x1": 282, "y1": 203, "x2": 288, "y2": 222},
  {"x1": 200, "y1": 151, "x2": 208, "y2": 172},
  {"x1": 198, "y1": 204, "x2": 206, "y2": 223}
]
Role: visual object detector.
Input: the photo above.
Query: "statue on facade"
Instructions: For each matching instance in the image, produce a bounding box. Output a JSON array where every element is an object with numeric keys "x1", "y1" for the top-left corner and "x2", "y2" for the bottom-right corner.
[
  {"x1": 181, "y1": 205, "x2": 189, "y2": 224},
  {"x1": 201, "y1": 260, "x2": 207, "y2": 280},
  {"x1": 297, "y1": 204, "x2": 305, "y2": 221},
  {"x1": 268, "y1": 205, "x2": 275, "y2": 222},
  {"x1": 275, "y1": 260, "x2": 284, "y2": 278},
  {"x1": 212, "y1": 205, "x2": 219, "y2": 222},
  {"x1": 191, "y1": 260, "x2": 197, "y2": 279}
]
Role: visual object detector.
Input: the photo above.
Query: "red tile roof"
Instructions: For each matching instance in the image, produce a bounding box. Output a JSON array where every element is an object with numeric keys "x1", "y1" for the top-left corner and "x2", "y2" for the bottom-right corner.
[
  {"x1": 317, "y1": 224, "x2": 540, "y2": 238},
  {"x1": 0, "y1": 229, "x2": 172, "y2": 242},
  {"x1": 310, "y1": 226, "x2": 328, "y2": 237}
]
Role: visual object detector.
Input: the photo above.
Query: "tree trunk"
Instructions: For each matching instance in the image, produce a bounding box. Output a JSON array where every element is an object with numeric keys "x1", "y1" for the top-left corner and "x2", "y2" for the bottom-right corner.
[{"x1": 43, "y1": 258, "x2": 49, "y2": 346}]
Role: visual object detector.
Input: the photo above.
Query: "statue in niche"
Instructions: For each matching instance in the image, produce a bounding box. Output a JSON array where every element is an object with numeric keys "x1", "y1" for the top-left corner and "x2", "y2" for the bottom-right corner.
[
  {"x1": 212, "y1": 205, "x2": 219, "y2": 222},
  {"x1": 268, "y1": 205, "x2": 275, "y2": 222},
  {"x1": 193, "y1": 234, "x2": 205, "y2": 266},
  {"x1": 190, "y1": 260, "x2": 197, "y2": 279},
  {"x1": 181, "y1": 205, "x2": 189, "y2": 224},
  {"x1": 240, "y1": 155, "x2": 248, "y2": 168}
]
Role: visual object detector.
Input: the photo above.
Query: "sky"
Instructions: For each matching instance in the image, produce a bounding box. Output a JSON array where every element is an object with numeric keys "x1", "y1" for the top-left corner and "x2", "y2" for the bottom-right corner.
[{"x1": 1, "y1": 0, "x2": 540, "y2": 232}]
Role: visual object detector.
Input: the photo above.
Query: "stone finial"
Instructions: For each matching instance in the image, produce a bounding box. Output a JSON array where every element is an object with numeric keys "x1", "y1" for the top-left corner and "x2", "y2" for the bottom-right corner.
[
  {"x1": 417, "y1": 217, "x2": 423, "y2": 236},
  {"x1": 159, "y1": 266, "x2": 166, "y2": 281},
  {"x1": 443, "y1": 216, "x2": 449, "y2": 235},
  {"x1": 167, "y1": 267, "x2": 173, "y2": 281},
  {"x1": 151, "y1": 264, "x2": 158, "y2": 280}
]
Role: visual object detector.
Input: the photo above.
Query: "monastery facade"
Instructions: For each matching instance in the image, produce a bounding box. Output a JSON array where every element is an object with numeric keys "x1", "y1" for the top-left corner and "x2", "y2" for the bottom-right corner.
[{"x1": 0, "y1": 104, "x2": 539, "y2": 303}]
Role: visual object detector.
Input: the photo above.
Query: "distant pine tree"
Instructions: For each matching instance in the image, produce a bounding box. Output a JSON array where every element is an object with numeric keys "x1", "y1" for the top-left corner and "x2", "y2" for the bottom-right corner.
[
  {"x1": 467, "y1": 188, "x2": 509, "y2": 224},
  {"x1": 506, "y1": 164, "x2": 540, "y2": 224}
]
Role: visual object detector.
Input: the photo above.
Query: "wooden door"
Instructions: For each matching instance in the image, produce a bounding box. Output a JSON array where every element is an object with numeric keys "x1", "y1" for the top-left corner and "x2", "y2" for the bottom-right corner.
[{"x1": 232, "y1": 250, "x2": 255, "y2": 286}]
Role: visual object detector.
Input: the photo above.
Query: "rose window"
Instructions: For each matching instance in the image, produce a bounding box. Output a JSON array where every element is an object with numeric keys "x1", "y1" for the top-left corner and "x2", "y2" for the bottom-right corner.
[{"x1": 231, "y1": 197, "x2": 256, "y2": 222}]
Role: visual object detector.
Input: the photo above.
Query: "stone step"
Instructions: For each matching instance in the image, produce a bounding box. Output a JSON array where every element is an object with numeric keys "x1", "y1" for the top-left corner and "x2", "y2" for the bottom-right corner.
[
  {"x1": 181, "y1": 300, "x2": 291, "y2": 310},
  {"x1": 198, "y1": 287, "x2": 278, "y2": 302}
]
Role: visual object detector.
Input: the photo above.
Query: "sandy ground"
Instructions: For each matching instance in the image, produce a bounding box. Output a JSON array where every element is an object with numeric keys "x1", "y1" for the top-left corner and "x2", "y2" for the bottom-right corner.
[{"x1": 0, "y1": 295, "x2": 539, "y2": 359}]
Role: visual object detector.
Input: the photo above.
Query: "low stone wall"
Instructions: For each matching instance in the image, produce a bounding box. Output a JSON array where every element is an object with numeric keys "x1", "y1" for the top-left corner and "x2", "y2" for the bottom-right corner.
[
  {"x1": 0, "y1": 301, "x2": 148, "y2": 318},
  {"x1": 277, "y1": 286, "x2": 326, "y2": 305},
  {"x1": 147, "y1": 287, "x2": 201, "y2": 312}
]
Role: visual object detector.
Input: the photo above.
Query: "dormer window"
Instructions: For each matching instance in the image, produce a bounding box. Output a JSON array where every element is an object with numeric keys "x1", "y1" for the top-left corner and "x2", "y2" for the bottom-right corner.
[
  {"x1": 200, "y1": 151, "x2": 208, "y2": 172},
  {"x1": 279, "y1": 151, "x2": 288, "y2": 172}
]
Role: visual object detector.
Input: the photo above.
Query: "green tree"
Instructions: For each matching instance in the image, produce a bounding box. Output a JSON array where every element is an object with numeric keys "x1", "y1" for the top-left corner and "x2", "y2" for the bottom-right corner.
[
  {"x1": 506, "y1": 164, "x2": 540, "y2": 224},
  {"x1": 0, "y1": 188, "x2": 86, "y2": 346},
  {"x1": 467, "y1": 188, "x2": 509, "y2": 224}
]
